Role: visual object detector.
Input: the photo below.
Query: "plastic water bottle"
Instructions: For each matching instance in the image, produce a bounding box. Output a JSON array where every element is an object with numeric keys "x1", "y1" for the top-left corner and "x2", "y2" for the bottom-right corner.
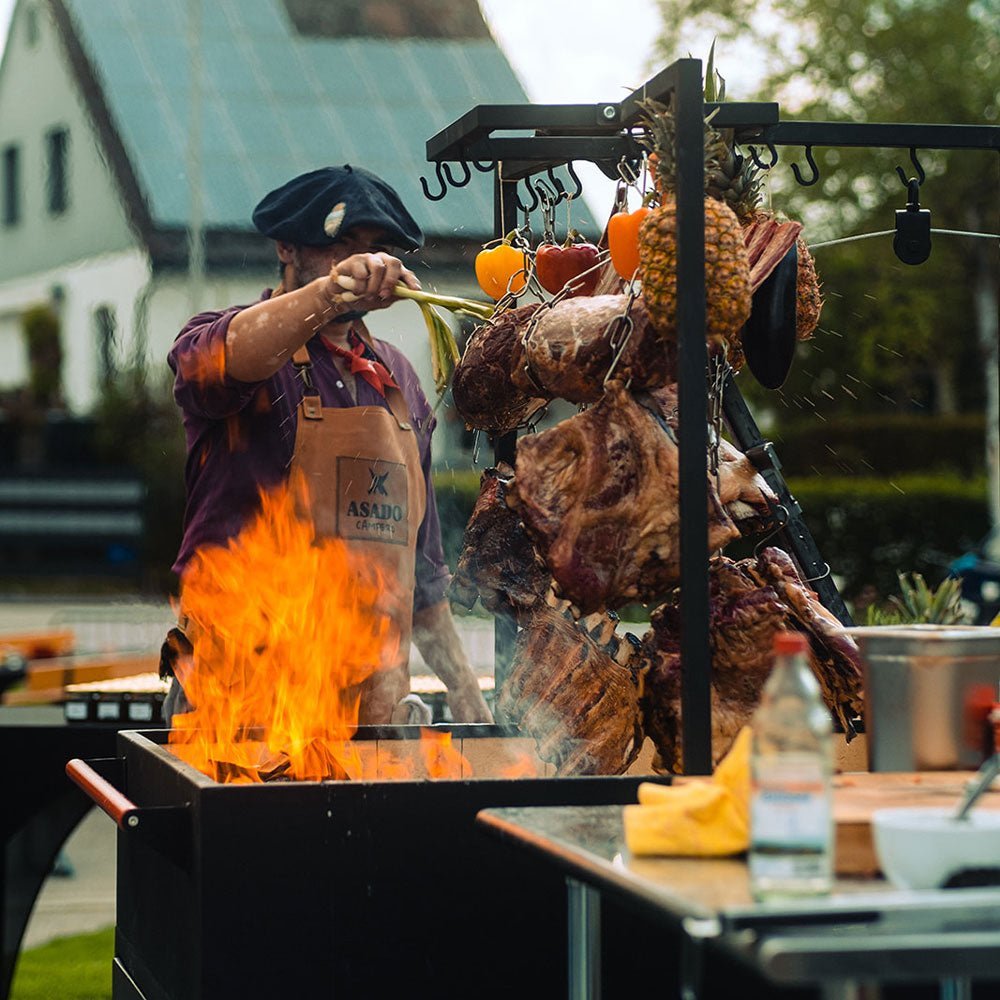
[{"x1": 749, "y1": 630, "x2": 833, "y2": 900}]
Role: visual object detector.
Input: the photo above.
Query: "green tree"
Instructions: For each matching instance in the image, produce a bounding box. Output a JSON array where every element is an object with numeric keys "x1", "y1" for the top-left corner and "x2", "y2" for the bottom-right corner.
[{"x1": 653, "y1": 0, "x2": 999, "y2": 546}]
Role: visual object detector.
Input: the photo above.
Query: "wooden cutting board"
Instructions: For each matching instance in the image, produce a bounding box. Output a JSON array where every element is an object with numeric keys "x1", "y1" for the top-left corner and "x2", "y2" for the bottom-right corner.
[{"x1": 834, "y1": 771, "x2": 1000, "y2": 876}]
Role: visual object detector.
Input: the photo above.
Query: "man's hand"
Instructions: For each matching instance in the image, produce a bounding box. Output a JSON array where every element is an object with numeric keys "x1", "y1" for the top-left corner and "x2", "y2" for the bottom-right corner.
[
  {"x1": 411, "y1": 600, "x2": 494, "y2": 724},
  {"x1": 327, "y1": 253, "x2": 420, "y2": 311},
  {"x1": 445, "y1": 675, "x2": 493, "y2": 724}
]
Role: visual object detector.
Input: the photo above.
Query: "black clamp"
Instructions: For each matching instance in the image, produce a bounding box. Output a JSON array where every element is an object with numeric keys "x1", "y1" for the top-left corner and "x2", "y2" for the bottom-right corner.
[{"x1": 893, "y1": 178, "x2": 932, "y2": 265}]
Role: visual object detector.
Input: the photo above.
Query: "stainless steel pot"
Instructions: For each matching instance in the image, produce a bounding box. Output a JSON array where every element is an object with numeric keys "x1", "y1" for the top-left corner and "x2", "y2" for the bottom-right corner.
[{"x1": 845, "y1": 625, "x2": 1000, "y2": 771}]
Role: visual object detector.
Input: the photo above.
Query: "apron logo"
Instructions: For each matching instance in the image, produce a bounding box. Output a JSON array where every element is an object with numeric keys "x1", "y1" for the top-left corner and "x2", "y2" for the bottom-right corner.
[
  {"x1": 338, "y1": 456, "x2": 408, "y2": 547},
  {"x1": 368, "y1": 468, "x2": 390, "y2": 496}
]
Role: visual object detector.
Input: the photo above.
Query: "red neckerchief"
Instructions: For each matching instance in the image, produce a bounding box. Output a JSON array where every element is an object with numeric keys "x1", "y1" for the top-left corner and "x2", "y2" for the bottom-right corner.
[{"x1": 321, "y1": 332, "x2": 399, "y2": 398}]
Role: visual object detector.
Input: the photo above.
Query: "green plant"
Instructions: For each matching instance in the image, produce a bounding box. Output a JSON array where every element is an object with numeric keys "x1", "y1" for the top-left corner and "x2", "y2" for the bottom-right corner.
[
  {"x1": 92, "y1": 364, "x2": 187, "y2": 593},
  {"x1": 863, "y1": 571, "x2": 967, "y2": 625},
  {"x1": 21, "y1": 304, "x2": 63, "y2": 408}
]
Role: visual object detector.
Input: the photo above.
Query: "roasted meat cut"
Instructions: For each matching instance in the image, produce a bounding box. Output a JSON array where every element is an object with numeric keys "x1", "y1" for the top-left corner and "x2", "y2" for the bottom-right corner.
[
  {"x1": 452, "y1": 303, "x2": 549, "y2": 435},
  {"x1": 639, "y1": 547, "x2": 864, "y2": 773},
  {"x1": 516, "y1": 295, "x2": 676, "y2": 403},
  {"x1": 448, "y1": 464, "x2": 551, "y2": 619},
  {"x1": 497, "y1": 602, "x2": 643, "y2": 775},
  {"x1": 506, "y1": 382, "x2": 741, "y2": 613}
]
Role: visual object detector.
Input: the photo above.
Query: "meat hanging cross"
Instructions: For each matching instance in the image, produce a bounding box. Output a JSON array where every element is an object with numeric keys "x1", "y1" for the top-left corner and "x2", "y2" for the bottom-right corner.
[{"x1": 506, "y1": 381, "x2": 742, "y2": 614}]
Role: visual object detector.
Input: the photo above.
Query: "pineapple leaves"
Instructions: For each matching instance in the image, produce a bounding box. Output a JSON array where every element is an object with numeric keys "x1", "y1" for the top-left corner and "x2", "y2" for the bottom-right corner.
[{"x1": 863, "y1": 571, "x2": 967, "y2": 626}]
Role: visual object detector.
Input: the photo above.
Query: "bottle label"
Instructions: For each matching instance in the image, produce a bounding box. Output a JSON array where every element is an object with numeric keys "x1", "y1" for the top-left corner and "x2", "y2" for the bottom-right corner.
[{"x1": 751, "y1": 757, "x2": 831, "y2": 852}]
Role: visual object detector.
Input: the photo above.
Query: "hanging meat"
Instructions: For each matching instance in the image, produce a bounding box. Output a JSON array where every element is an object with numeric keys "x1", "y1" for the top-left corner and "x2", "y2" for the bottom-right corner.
[
  {"x1": 506, "y1": 381, "x2": 761, "y2": 614},
  {"x1": 448, "y1": 464, "x2": 552, "y2": 620},
  {"x1": 514, "y1": 295, "x2": 676, "y2": 404},
  {"x1": 650, "y1": 383, "x2": 777, "y2": 537},
  {"x1": 639, "y1": 547, "x2": 864, "y2": 773},
  {"x1": 451, "y1": 303, "x2": 550, "y2": 435},
  {"x1": 497, "y1": 600, "x2": 644, "y2": 775}
]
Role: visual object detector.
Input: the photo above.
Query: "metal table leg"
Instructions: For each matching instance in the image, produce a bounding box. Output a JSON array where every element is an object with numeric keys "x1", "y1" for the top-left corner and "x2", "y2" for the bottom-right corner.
[{"x1": 567, "y1": 878, "x2": 601, "y2": 1000}]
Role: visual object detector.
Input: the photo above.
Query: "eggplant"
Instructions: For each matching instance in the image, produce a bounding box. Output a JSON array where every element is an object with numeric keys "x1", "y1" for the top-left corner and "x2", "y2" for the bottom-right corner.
[{"x1": 741, "y1": 242, "x2": 798, "y2": 390}]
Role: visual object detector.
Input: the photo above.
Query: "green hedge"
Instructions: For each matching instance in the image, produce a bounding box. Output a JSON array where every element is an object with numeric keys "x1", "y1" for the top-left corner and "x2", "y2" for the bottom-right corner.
[
  {"x1": 432, "y1": 469, "x2": 991, "y2": 606},
  {"x1": 771, "y1": 414, "x2": 986, "y2": 478},
  {"x1": 788, "y1": 474, "x2": 991, "y2": 601}
]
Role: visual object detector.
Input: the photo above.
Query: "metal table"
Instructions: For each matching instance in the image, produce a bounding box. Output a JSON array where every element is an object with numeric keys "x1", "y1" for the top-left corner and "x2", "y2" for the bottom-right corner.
[{"x1": 478, "y1": 804, "x2": 1000, "y2": 1000}]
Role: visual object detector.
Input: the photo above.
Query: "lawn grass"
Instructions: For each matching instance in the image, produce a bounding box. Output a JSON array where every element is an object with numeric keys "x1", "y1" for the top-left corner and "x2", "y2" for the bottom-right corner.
[{"x1": 10, "y1": 928, "x2": 113, "y2": 1000}]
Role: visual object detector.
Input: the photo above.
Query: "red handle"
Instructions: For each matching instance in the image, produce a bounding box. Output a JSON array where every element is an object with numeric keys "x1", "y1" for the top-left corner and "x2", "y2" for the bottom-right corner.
[{"x1": 66, "y1": 758, "x2": 138, "y2": 830}]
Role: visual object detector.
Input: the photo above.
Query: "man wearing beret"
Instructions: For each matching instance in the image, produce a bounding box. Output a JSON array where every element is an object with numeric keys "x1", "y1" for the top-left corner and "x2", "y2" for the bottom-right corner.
[{"x1": 164, "y1": 165, "x2": 492, "y2": 726}]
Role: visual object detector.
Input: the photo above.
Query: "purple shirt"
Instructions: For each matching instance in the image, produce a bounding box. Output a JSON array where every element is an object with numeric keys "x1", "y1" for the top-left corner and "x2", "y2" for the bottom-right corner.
[{"x1": 168, "y1": 290, "x2": 450, "y2": 612}]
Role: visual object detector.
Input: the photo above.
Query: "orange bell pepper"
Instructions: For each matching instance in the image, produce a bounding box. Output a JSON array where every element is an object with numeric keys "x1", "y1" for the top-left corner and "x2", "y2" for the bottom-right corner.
[
  {"x1": 474, "y1": 242, "x2": 527, "y2": 300},
  {"x1": 607, "y1": 207, "x2": 651, "y2": 281}
]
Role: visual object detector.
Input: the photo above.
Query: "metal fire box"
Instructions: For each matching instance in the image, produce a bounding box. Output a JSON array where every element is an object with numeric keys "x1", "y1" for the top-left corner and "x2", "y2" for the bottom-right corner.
[{"x1": 70, "y1": 727, "x2": 662, "y2": 1000}]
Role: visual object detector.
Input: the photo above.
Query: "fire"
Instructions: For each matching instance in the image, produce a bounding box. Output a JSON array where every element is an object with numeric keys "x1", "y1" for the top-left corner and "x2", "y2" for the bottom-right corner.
[
  {"x1": 420, "y1": 728, "x2": 470, "y2": 780},
  {"x1": 169, "y1": 474, "x2": 400, "y2": 783}
]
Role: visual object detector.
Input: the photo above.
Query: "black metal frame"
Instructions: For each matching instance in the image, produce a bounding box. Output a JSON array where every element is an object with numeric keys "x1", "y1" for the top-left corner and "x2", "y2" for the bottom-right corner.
[{"x1": 424, "y1": 58, "x2": 1000, "y2": 774}]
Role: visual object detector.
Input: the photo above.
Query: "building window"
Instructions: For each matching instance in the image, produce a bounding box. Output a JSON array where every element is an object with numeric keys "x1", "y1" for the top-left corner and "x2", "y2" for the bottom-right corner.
[
  {"x1": 94, "y1": 305, "x2": 118, "y2": 385},
  {"x1": 46, "y1": 127, "x2": 69, "y2": 215},
  {"x1": 2, "y1": 145, "x2": 20, "y2": 226},
  {"x1": 25, "y1": 4, "x2": 40, "y2": 46}
]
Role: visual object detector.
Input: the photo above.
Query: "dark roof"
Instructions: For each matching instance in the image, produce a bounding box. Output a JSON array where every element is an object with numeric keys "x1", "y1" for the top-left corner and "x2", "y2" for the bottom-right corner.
[
  {"x1": 52, "y1": 0, "x2": 596, "y2": 260},
  {"x1": 282, "y1": 0, "x2": 493, "y2": 40}
]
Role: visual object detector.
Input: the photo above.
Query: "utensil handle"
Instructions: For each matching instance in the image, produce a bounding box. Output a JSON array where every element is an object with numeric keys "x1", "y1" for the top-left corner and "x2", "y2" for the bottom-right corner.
[
  {"x1": 955, "y1": 753, "x2": 1000, "y2": 821},
  {"x1": 66, "y1": 757, "x2": 139, "y2": 829}
]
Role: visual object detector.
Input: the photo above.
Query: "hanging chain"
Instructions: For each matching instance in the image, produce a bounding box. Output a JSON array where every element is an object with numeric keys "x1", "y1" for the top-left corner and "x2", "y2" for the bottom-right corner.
[{"x1": 707, "y1": 348, "x2": 729, "y2": 496}]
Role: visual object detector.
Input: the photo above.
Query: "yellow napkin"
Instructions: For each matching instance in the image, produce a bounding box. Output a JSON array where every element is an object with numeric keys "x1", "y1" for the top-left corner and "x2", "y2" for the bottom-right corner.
[{"x1": 624, "y1": 728, "x2": 751, "y2": 856}]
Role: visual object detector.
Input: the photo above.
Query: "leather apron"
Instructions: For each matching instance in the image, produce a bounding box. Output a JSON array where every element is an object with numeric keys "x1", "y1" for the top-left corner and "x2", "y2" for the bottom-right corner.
[{"x1": 290, "y1": 337, "x2": 426, "y2": 725}]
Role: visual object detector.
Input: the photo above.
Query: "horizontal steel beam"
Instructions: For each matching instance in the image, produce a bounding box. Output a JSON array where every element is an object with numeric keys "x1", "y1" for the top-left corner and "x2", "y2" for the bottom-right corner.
[{"x1": 761, "y1": 121, "x2": 1000, "y2": 150}]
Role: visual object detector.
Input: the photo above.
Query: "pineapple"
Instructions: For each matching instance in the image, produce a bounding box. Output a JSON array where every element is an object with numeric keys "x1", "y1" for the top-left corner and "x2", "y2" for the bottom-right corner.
[
  {"x1": 638, "y1": 97, "x2": 752, "y2": 368},
  {"x1": 702, "y1": 51, "x2": 823, "y2": 341}
]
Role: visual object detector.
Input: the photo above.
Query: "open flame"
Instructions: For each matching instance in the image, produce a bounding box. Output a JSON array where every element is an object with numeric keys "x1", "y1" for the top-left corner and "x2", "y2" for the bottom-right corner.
[
  {"x1": 169, "y1": 474, "x2": 399, "y2": 783},
  {"x1": 167, "y1": 473, "x2": 546, "y2": 784}
]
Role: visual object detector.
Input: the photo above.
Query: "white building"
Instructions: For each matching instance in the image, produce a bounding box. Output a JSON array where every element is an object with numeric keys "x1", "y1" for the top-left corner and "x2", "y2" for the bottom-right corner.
[{"x1": 0, "y1": 0, "x2": 595, "y2": 462}]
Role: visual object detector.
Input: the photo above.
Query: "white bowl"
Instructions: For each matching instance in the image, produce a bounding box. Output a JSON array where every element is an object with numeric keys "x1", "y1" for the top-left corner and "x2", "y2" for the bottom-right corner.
[{"x1": 872, "y1": 807, "x2": 1000, "y2": 890}]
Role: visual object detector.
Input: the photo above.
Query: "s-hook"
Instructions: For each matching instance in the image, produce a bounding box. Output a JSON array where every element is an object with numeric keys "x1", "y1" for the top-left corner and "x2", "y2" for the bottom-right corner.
[
  {"x1": 420, "y1": 161, "x2": 448, "y2": 201},
  {"x1": 441, "y1": 160, "x2": 472, "y2": 189},
  {"x1": 747, "y1": 143, "x2": 779, "y2": 170},
  {"x1": 790, "y1": 145, "x2": 820, "y2": 186},
  {"x1": 895, "y1": 147, "x2": 926, "y2": 188}
]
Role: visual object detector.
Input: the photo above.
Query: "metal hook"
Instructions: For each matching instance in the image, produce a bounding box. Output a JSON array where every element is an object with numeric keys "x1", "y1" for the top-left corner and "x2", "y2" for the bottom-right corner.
[
  {"x1": 803, "y1": 562, "x2": 832, "y2": 585},
  {"x1": 753, "y1": 504, "x2": 790, "y2": 558},
  {"x1": 616, "y1": 155, "x2": 641, "y2": 186},
  {"x1": 747, "y1": 143, "x2": 778, "y2": 170},
  {"x1": 471, "y1": 159, "x2": 495, "y2": 173},
  {"x1": 441, "y1": 160, "x2": 472, "y2": 188},
  {"x1": 419, "y1": 161, "x2": 449, "y2": 202},
  {"x1": 515, "y1": 179, "x2": 539, "y2": 214},
  {"x1": 790, "y1": 146, "x2": 820, "y2": 186},
  {"x1": 545, "y1": 167, "x2": 568, "y2": 204},
  {"x1": 564, "y1": 161, "x2": 584, "y2": 200},
  {"x1": 894, "y1": 147, "x2": 926, "y2": 188}
]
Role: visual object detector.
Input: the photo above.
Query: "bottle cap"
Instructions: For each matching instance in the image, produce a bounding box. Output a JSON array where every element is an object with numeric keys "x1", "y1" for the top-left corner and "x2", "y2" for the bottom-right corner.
[{"x1": 773, "y1": 630, "x2": 809, "y2": 655}]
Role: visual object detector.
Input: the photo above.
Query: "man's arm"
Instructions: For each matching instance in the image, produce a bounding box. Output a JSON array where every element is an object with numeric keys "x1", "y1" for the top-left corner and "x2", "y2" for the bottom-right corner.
[
  {"x1": 225, "y1": 253, "x2": 418, "y2": 382},
  {"x1": 411, "y1": 600, "x2": 493, "y2": 723}
]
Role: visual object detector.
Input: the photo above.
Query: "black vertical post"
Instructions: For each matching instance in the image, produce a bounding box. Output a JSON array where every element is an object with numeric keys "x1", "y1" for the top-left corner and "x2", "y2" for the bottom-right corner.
[
  {"x1": 675, "y1": 60, "x2": 713, "y2": 775},
  {"x1": 493, "y1": 169, "x2": 521, "y2": 699}
]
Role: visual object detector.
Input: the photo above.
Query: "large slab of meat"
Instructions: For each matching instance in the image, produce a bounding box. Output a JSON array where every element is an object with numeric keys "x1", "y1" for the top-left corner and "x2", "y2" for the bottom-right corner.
[
  {"x1": 448, "y1": 464, "x2": 551, "y2": 620},
  {"x1": 506, "y1": 382, "x2": 743, "y2": 614},
  {"x1": 515, "y1": 295, "x2": 676, "y2": 404},
  {"x1": 640, "y1": 546, "x2": 864, "y2": 773},
  {"x1": 451, "y1": 303, "x2": 550, "y2": 435},
  {"x1": 497, "y1": 602, "x2": 644, "y2": 775}
]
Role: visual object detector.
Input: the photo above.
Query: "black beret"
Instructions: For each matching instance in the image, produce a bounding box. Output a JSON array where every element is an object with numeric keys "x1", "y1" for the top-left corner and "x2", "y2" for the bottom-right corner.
[{"x1": 252, "y1": 165, "x2": 423, "y2": 251}]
